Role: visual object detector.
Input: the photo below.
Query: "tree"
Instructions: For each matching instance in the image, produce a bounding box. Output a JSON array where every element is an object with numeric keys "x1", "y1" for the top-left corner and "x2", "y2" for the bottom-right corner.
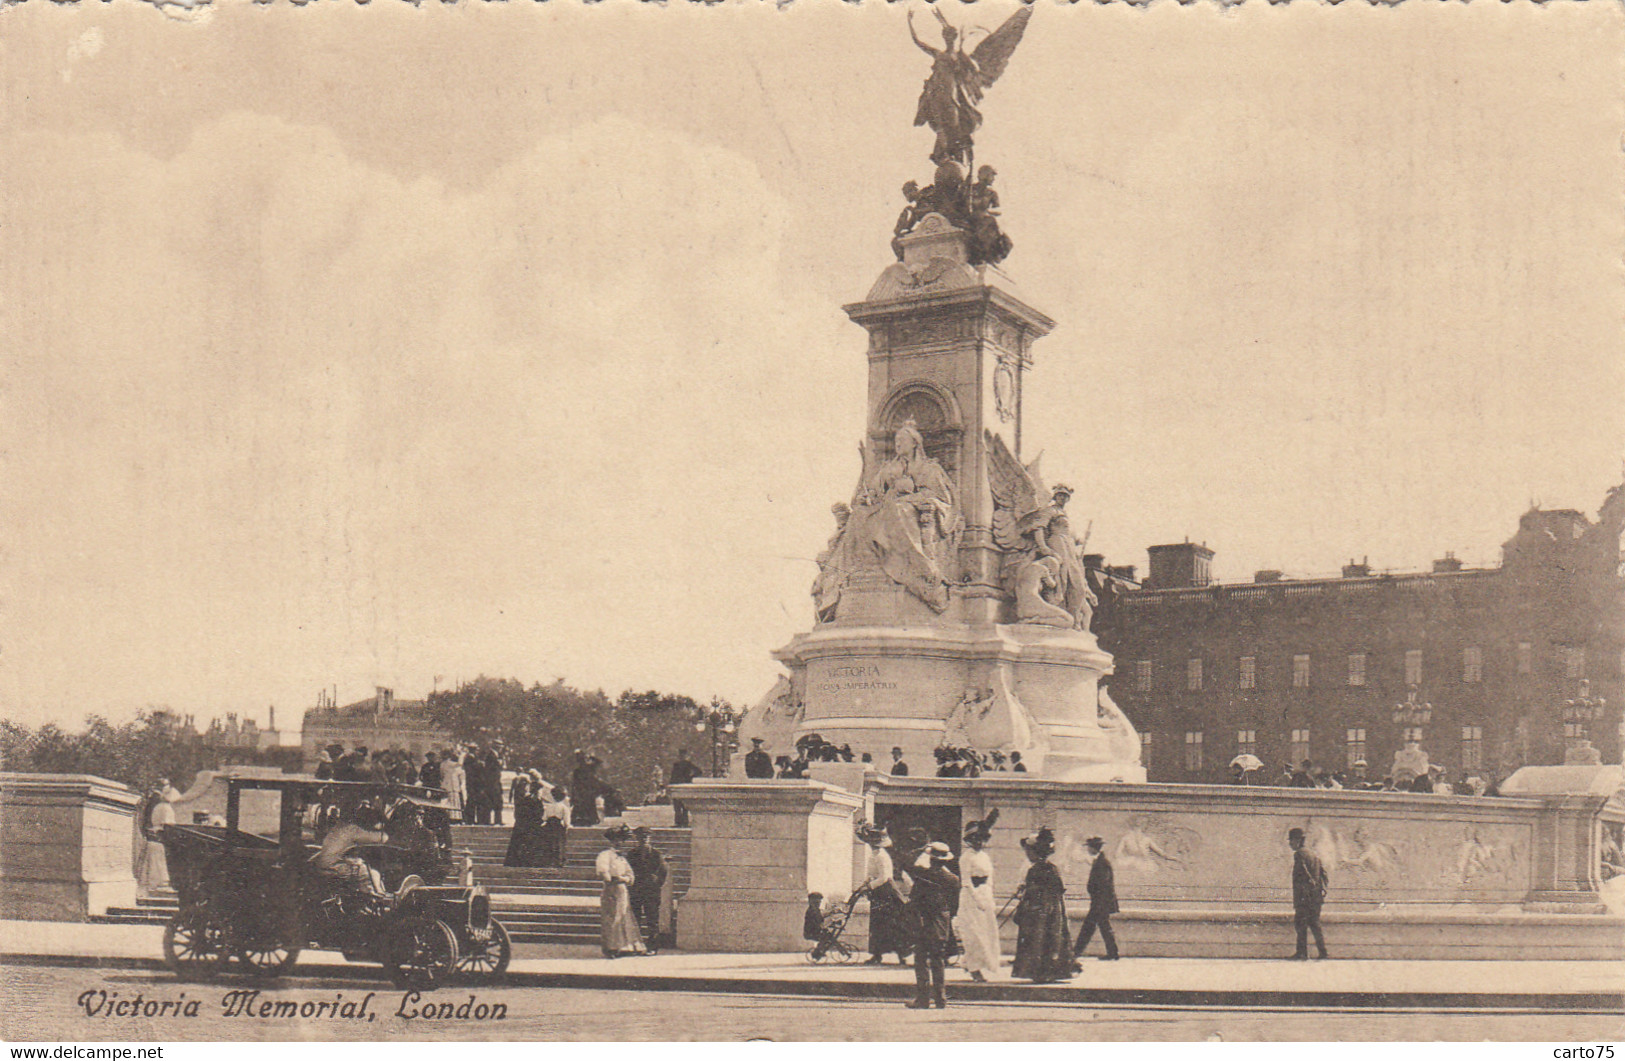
[{"x1": 425, "y1": 677, "x2": 718, "y2": 803}]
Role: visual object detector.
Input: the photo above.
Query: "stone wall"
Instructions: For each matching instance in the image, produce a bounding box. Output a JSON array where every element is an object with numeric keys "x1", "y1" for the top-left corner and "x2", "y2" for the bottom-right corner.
[
  {"x1": 673, "y1": 780, "x2": 862, "y2": 952},
  {"x1": 0, "y1": 773, "x2": 140, "y2": 921},
  {"x1": 870, "y1": 776, "x2": 1610, "y2": 910},
  {"x1": 678, "y1": 771, "x2": 1625, "y2": 958}
]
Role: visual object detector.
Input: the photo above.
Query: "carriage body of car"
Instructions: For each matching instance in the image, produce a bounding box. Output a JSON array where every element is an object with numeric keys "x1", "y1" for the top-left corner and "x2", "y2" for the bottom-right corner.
[{"x1": 151, "y1": 775, "x2": 510, "y2": 989}]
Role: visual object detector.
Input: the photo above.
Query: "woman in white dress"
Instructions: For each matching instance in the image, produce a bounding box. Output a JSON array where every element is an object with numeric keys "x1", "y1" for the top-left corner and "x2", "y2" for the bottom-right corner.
[
  {"x1": 137, "y1": 785, "x2": 180, "y2": 892},
  {"x1": 955, "y1": 810, "x2": 1001, "y2": 981},
  {"x1": 440, "y1": 750, "x2": 466, "y2": 822},
  {"x1": 595, "y1": 825, "x2": 646, "y2": 958}
]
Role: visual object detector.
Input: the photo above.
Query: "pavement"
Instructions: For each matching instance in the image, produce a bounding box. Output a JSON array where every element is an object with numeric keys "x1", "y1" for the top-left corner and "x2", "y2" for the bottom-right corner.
[{"x1": 3, "y1": 920, "x2": 1621, "y2": 1011}]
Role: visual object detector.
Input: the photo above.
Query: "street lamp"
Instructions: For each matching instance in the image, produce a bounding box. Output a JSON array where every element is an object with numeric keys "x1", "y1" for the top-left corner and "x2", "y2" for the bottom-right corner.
[
  {"x1": 693, "y1": 697, "x2": 742, "y2": 777},
  {"x1": 1562, "y1": 679, "x2": 1608, "y2": 745}
]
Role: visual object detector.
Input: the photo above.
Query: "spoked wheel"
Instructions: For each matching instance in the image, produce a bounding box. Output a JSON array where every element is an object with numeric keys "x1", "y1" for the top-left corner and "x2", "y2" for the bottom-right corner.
[
  {"x1": 163, "y1": 912, "x2": 231, "y2": 981},
  {"x1": 237, "y1": 941, "x2": 302, "y2": 980},
  {"x1": 832, "y1": 941, "x2": 857, "y2": 965},
  {"x1": 384, "y1": 917, "x2": 459, "y2": 991},
  {"x1": 455, "y1": 918, "x2": 511, "y2": 983}
]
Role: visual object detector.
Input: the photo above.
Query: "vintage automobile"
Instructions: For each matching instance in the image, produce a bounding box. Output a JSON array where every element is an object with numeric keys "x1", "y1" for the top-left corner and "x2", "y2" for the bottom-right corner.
[{"x1": 151, "y1": 775, "x2": 511, "y2": 989}]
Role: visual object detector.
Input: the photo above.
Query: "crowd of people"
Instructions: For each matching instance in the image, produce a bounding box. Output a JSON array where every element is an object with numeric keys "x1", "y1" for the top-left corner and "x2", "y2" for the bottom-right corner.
[
  {"x1": 822, "y1": 813, "x2": 1327, "y2": 1006},
  {"x1": 1234, "y1": 757, "x2": 1502, "y2": 796},
  {"x1": 740, "y1": 735, "x2": 1029, "y2": 781}
]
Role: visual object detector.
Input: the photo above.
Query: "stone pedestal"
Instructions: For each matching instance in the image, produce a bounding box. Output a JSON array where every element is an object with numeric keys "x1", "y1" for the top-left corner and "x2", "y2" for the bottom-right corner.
[
  {"x1": 1502, "y1": 763, "x2": 1623, "y2": 912},
  {"x1": 776, "y1": 623, "x2": 1143, "y2": 782},
  {"x1": 673, "y1": 780, "x2": 863, "y2": 952},
  {"x1": 0, "y1": 773, "x2": 140, "y2": 921}
]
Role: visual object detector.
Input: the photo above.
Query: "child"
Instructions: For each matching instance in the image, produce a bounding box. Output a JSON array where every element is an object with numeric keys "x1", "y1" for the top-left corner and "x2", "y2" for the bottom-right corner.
[{"x1": 803, "y1": 892, "x2": 829, "y2": 943}]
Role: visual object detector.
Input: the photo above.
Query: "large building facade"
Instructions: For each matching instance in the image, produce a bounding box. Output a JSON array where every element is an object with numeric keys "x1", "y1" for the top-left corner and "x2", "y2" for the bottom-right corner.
[
  {"x1": 1100, "y1": 483, "x2": 1624, "y2": 785},
  {"x1": 298, "y1": 687, "x2": 452, "y2": 772}
]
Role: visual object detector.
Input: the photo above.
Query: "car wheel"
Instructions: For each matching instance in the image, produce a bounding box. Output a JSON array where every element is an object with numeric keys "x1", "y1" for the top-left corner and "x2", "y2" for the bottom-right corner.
[
  {"x1": 455, "y1": 919, "x2": 511, "y2": 982},
  {"x1": 237, "y1": 941, "x2": 302, "y2": 979},
  {"x1": 384, "y1": 917, "x2": 459, "y2": 991},
  {"x1": 163, "y1": 911, "x2": 230, "y2": 982}
]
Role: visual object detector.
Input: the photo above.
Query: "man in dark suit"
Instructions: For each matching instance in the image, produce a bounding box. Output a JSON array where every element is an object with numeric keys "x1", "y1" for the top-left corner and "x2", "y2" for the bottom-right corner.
[
  {"x1": 743, "y1": 738, "x2": 775, "y2": 779},
  {"x1": 668, "y1": 749, "x2": 703, "y2": 826},
  {"x1": 889, "y1": 747, "x2": 910, "y2": 777},
  {"x1": 1073, "y1": 835, "x2": 1120, "y2": 960},
  {"x1": 1288, "y1": 826, "x2": 1329, "y2": 959}
]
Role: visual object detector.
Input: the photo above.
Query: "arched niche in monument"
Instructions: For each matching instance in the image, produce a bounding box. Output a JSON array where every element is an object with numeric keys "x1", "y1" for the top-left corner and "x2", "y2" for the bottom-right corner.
[{"x1": 873, "y1": 381, "x2": 963, "y2": 475}]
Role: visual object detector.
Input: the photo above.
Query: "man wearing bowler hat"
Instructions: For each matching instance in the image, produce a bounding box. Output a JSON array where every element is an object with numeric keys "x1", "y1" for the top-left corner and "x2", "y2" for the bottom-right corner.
[
  {"x1": 1073, "y1": 836, "x2": 1120, "y2": 961},
  {"x1": 1288, "y1": 827, "x2": 1329, "y2": 959}
]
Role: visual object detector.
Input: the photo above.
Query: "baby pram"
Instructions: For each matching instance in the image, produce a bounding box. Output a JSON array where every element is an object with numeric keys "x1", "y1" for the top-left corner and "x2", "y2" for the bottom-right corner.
[{"x1": 804, "y1": 887, "x2": 867, "y2": 965}]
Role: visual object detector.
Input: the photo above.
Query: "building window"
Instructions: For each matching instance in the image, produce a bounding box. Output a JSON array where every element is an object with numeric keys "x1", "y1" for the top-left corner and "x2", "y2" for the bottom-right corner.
[
  {"x1": 1187, "y1": 658, "x2": 1204, "y2": 691},
  {"x1": 1292, "y1": 654, "x2": 1311, "y2": 689},
  {"x1": 1184, "y1": 731, "x2": 1204, "y2": 773},
  {"x1": 1516, "y1": 642, "x2": 1533, "y2": 675},
  {"x1": 1346, "y1": 728, "x2": 1366, "y2": 769},
  {"x1": 1237, "y1": 729, "x2": 1257, "y2": 759},
  {"x1": 1461, "y1": 725, "x2": 1483, "y2": 771},
  {"x1": 1347, "y1": 653, "x2": 1367, "y2": 687},
  {"x1": 1405, "y1": 649, "x2": 1423, "y2": 687},
  {"x1": 1290, "y1": 728, "x2": 1311, "y2": 766},
  {"x1": 1239, "y1": 656, "x2": 1256, "y2": 690},
  {"x1": 1462, "y1": 646, "x2": 1483, "y2": 684},
  {"x1": 1140, "y1": 731, "x2": 1153, "y2": 769},
  {"x1": 1135, "y1": 660, "x2": 1153, "y2": 693},
  {"x1": 1564, "y1": 645, "x2": 1587, "y2": 680}
]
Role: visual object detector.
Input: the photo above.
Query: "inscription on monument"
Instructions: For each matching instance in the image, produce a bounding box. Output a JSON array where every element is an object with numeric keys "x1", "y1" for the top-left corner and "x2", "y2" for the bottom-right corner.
[{"x1": 814, "y1": 664, "x2": 899, "y2": 695}]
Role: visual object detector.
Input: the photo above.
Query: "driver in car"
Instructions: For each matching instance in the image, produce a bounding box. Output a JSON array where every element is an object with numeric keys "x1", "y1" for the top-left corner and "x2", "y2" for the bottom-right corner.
[{"x1": 313, "y1": 803, "x2": 391, "y2": 898}]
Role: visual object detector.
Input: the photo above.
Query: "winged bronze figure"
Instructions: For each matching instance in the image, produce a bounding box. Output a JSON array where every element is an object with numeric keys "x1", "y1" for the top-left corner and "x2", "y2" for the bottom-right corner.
[{"x1": 908, "y1": 5, "x2": 1034, "y2": 168}]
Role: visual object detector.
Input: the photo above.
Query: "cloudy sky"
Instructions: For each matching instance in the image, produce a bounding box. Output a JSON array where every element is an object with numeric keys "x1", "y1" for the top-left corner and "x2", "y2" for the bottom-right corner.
[{"x1": 4, "y1": 0, "x2": 1620, "y2": 732}]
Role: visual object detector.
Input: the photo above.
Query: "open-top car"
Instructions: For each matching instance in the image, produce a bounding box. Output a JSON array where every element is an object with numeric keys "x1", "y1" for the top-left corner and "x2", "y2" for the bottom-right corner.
[{"x1": 150, "y1": 775, "x2": 511, "y2": 989}]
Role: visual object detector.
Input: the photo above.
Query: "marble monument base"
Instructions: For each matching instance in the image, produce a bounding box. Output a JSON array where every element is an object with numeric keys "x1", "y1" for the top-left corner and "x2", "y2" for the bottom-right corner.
[{"x1": 767, "y1": 620, "x2": 1143, "y2": 783}]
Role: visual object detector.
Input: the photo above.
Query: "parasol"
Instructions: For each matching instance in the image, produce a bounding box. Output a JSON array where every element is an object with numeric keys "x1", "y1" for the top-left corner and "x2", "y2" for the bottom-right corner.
[{"x1": 1229, "y1": 754, "x2": 1264, "y2": 773}]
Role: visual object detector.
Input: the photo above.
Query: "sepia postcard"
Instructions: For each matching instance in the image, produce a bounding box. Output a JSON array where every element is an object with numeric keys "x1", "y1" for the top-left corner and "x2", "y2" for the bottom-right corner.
[{"x1": 2, "y1": 0, "x2": 1622, "y2": 1046}]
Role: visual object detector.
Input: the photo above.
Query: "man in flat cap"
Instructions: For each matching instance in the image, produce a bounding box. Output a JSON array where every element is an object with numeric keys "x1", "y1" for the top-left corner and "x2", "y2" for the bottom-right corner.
[{"x1": 1073, "y1": 836, "x2": 1120, "y2": 961}]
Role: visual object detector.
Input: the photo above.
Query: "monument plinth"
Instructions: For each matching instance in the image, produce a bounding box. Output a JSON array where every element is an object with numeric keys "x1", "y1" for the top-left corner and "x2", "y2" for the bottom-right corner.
[{"x1": 741, "y1": 217, "x2": 1142, "y2": 782}]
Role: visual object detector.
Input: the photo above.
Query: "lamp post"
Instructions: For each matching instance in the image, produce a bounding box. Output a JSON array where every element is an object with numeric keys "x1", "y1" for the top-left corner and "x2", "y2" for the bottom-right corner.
[
  {"x1": 693, "y1": 697, "x2": 741, "y2": 777},
  {"x1": 1562, "y1": 679, "x2": 1608, "y2": 746}
]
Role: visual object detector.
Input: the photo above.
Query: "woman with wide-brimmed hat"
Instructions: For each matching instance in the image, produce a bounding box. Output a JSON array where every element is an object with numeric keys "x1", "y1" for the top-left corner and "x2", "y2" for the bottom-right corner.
[
  {"x1": 1011, "y1": 826, "x2": 1075, "y2": 983},
  {"x1": 956, "y1": 809, "x2": 1001, "y2": 981},
  {"x1": 856, "y1": 823, "x2": 912, "y2": 965},
  {"x1": 595, "y1": 824, "x2": 646, "y2": 958}
]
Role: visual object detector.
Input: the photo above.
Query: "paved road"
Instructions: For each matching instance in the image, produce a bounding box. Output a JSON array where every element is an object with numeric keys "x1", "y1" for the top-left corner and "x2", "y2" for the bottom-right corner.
[{"x1": 2, "y1": 966, "x2": 1620, "y2": 1042}]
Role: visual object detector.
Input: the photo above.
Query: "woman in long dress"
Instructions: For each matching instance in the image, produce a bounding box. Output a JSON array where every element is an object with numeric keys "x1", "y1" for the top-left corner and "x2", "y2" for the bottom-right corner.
[
  {"x1": 595, "y1": 825, "x2": 646, "y2": 958},
  {"x1": 503, "y1": 777, "x2": 550, "y2": 867},
  {"x1": 539, "y1": 786, "x2": 570, "y2": 867},
  {"x1": 955, "y1": 810, "x2": 1001, "y2": 981},
  {"x1": 857, "y1": 824, "x2": 911, "y2": 965},
  {"x1": 137, "y1": 786, "x2": 178, "y2": 892},
  {"x1": 440, "y1": 751, "x2": 466, "y2": 821},
  {"x1": 1010, "y1": 826, "x2": 1076, "y2": 983}
]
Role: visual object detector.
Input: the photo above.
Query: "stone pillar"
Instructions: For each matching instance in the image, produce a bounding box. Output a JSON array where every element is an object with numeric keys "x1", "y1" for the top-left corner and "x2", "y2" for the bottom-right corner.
[
  {"x1": 1524, "y1": 794, "x2": 1609, "y2": 911},
  {"x1": 674, "y1": 779, "x2": 863, "y2": 952},
  {"x1": 0, "y1": 773, "x2": 140, "y2": 921}
]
